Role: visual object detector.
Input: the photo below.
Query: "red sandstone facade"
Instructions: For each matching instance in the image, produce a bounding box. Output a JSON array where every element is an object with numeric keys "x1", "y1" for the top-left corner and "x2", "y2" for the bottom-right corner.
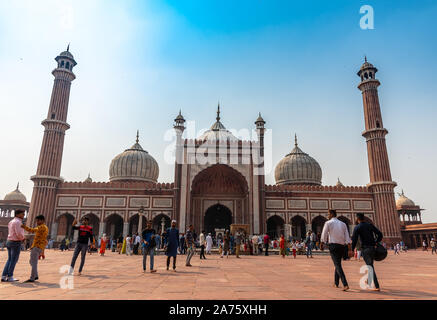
[{"x1": 23, "y1": 49, "x2": 424, "y2": 246}]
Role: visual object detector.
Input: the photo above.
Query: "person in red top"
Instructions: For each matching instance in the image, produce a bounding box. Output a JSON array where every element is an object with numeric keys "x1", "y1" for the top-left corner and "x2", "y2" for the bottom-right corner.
[
  {"x1": 263, "y1": 234, "x2": 270, "y2": 256},
  {"x1": 279, "y1": 234, "x2": 286, "y2": 258},
  {"x1": 70, "y1": 217, "x2": 93, "y2": 275}
]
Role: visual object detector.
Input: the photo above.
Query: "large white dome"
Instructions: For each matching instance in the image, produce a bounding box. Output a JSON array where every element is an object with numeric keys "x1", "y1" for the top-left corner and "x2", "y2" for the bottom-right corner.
[
  {"x1": 275, "y1": 136, "x2": 322, "y2": 186},
  {"x1": 109, "y1": 133, "x2": 159, "y2": 183}
]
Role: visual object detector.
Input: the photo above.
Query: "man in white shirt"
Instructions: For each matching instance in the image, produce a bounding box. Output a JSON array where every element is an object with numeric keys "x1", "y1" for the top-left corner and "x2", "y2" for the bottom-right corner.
[
  {"x1": 199, "y1": 230, "x2": 206, "y2": 260},
  {"x1": 252, "y1": 235, "x2": 258, "y2": 255},
  {"x1": 321, "y1": 209, "x2": 351, "y2": 291}
]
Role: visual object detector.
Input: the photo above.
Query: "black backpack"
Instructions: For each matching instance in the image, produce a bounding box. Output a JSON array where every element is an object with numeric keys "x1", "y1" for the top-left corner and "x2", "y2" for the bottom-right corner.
[{"x1": 374, "y1": 243, "x2": 387, "y2": 261}]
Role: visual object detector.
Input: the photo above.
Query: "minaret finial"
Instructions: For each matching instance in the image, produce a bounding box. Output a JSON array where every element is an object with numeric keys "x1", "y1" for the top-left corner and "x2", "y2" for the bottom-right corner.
[
  {"x1": 67, "y1": 43, "x2": 70, "y2": 52},
  {"x1": 364, "y1": 55, "x2": 367, "y2": 63},
  {"x1": 136, "y1": 130, "x2": 139, "y2": 143},
  {"x1": 216, "y1": 102, "x2": 221, "y2": 121},
  {"x1": 16, "y1": 182, "x2": 19, "y2": 190},
  {"x1": 294, "y1": 133, "x2": 298, "y2": 147}
]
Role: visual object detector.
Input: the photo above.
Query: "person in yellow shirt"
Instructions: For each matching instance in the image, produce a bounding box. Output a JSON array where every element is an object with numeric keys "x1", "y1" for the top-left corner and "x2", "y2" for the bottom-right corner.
[{"x1": 21, "y1": 215, "x2": 48, "y2": 283}]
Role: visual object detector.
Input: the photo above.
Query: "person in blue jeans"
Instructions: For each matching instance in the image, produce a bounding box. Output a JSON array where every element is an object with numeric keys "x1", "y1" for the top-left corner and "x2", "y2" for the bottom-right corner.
[
  {"x1": 142, "y1": 220, "x2": 157, "y2": 273},
  {"x1": 2, "y1": 209, "x2": 26, "y2": 282}
]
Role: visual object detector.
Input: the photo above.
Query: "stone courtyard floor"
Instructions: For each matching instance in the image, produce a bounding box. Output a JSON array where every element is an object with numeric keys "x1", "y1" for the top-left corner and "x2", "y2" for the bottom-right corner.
[{"x1": 0, "y1": 249, "x2": 436, "y2": 300}]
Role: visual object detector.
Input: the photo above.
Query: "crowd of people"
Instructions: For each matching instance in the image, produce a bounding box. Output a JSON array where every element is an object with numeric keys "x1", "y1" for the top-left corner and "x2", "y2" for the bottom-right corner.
[{"x1": 1, "y1": 208, "x2": 436, "y2": 290}]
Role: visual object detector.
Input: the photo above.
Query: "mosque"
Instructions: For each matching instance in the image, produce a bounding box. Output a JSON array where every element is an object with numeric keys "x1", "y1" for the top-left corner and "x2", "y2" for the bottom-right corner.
[{"x1": 1, "y1": 48, "x2": 436, "y2": 248}]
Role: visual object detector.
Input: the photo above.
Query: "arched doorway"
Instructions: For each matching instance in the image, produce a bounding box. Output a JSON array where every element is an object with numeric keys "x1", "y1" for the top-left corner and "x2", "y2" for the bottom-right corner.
[
  {"x1": 129, "y1": 214, "x2": 147, "y2": 235},
  {"x1": 267, "y1": 215, "x2": 284, "y2": 239},
  {"x1": 338, "y1": 216, "x2": 351, "y2": 235},
  {"x1": 291, "y1": 215, "x2": 307, "y2": 240},
  {"x1": 57, "y1": 213, "x2": 75, "y2": 241},
  {"x1": 191, "y1": 164, "x2": 249, "y2": 231},
  {"x1": 82, "y1": 213, "x2": 99, "y2": 237},
  {"x1": 312, "y1": 215, "x2": 327, "y2": 235},
  {"x1": 105, "y1": 214, "x2": 123, "y2": 240},
  {"x1": 152, "y1": 214, "x2": 171, "y2": 235},
  {"x1": 204, "y1": 204, "x2": 232, "y2": 235}
]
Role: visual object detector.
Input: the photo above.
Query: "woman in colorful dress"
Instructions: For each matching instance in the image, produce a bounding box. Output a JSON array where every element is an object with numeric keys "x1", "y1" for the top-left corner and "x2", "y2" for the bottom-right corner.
[
  {"x1": 279, "y1": 234, "x2": 286, "y2": 258},
  {"x1": 99, "y1": 234, "x2": 108, "y2": 256}
]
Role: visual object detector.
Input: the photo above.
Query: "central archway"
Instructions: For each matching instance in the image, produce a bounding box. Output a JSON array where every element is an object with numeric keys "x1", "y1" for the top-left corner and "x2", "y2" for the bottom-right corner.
[
  {"x1": 190, "y1": 164, "x2": 249, "y2": 232},
  {"x1": 204, "y1": 204, "x2": 232, "y2": 235}
]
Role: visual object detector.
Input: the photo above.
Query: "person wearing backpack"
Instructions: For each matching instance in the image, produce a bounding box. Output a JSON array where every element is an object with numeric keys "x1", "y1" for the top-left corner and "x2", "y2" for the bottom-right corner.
[
  {"x1": 142, "y1": 220, "x2": 157, "y2": 273},
  {"x1": 351, "y1": 213, "x2": 383, "y2": 291}
]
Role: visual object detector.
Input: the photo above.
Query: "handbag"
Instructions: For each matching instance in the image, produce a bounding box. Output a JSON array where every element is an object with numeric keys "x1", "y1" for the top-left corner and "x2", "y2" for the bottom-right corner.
[{"x1": 374, "y1": 242, "x2": 387, "y2": 261}]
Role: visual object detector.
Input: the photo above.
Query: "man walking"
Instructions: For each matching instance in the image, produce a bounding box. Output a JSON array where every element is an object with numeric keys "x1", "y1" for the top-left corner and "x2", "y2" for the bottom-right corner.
[
  {"x1": 305, "y1": 231, "x2": 313, "y2": 258},
  {"x1": 234, "y1": 231, "x2": 242, "y2": 258},
  {"x1": 185, "y1": 225, "x2": 195, "y2": 266},
  {"x1": 165, "y1": 220, "x2": 179, "y2": 271},
  {"x1": 1, "y1": 209, "x2": 25, "y2": 282},
  {"x1": 321, "y1": 209, "x2": 351, "y2": 291},
  {"x1": 179, "y1": 233, "x2": 186, "y2": 254},
  {"x1": 142, "y1": 220, "x2": 157, "y2": 273},
  {"x1": 70, "y1": 217, "x2": 93, "y2": 275},
  {"x1": 206, "y1": 233, "x2": 213, "y2": 255},
  {"x1": 252, "y1": 234, "x2": 258, "y2": 256},
  {"x1": 221, "y1": 230, "x2": 230, "y2": 258},
  {"x1": 199, "y1": 230, "x2": 206, "y2": 260},
  {"x1": 21, "y1": 215, "x2": 48, "y2": 283},
  {"x1": 351, "y1": 213, "x2": 383, "y2": 291},
  {"x1": 263, "y1": 233, "x2": 270, "y2": 256},
  {"x1": 133, "y1": 233, "x2": 140, "y2": 255},
  {"x1": 431, "y1": 238, "x2": 436, "y2": 255}
]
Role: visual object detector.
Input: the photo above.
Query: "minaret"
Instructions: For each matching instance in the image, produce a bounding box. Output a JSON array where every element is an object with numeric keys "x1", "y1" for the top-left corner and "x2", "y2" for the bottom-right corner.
[
  {"x1": 28, "y1": 46, "x2": 77, "y2": 232},
  {"x1": 173, "y1": 110, "x2": 186, "y2": 221},
  {"x1": 255, "y1": 113, "x2": 266, "y2": 233},
  {"x1": 357, "y1": 58, "x2": 401, "y2": 244}
]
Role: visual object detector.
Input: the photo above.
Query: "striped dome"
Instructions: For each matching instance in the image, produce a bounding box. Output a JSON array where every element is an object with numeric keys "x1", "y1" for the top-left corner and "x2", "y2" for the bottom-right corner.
[
  {"x1": 109, "y1": 133, "x2": 159, "y2": 183},
  {"x1": 275, "y1": 136, "x2": 322, "y2": 186}
]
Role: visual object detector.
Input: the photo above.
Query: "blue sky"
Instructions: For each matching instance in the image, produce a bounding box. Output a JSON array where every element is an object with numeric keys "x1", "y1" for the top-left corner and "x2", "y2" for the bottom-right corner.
[{"x1": 0, "y1": 0, "x2": 436, "y2": 222}]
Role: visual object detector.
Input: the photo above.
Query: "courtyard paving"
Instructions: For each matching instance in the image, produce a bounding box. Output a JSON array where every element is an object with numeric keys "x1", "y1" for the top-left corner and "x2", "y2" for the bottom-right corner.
[{"x1": 0, "y1": 249, "x2": 436, "y2": 300}]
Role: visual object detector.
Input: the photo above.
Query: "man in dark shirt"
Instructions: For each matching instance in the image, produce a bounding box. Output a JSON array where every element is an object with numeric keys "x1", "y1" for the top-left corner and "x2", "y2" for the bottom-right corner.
[
  {"x1": 142, "y1": 220, "x2": 157, "y2": 273},
  {"x1": 351, "y1": 213, "x2": 383, "y2": 291},
  {"x1": 263, "y1": 234, "x2": 270, "y2": 256},
  {"x1": 70, "y1": 217, "x2": 93, "y2": 275}
]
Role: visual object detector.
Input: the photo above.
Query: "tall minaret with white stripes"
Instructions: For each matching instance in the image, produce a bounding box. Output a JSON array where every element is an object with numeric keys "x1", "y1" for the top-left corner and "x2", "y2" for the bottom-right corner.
[
  {"x1": 357, "y1": 57, "x2": 401, "y2": 245},
  {"x1": 28, "y1": 46, "x2": 77, "y2": 233}
]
